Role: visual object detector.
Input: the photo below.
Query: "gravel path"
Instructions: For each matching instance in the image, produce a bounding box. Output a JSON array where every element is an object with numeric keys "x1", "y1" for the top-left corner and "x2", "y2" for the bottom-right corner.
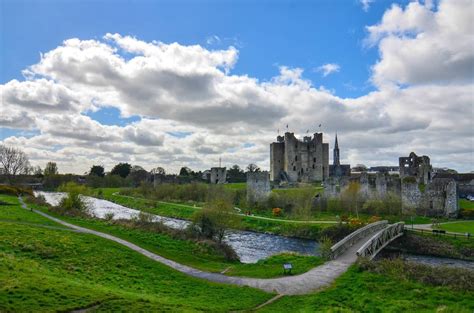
[{"x1": 19, "y1": 197, "x2": 369, "y2": 295}]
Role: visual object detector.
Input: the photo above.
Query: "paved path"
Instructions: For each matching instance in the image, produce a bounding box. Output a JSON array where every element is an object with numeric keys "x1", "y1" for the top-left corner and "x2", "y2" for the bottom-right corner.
[
  {"x1": 112, "y1": 192, "x2": 339, "y2": 225},
  {"x1": 19, "y1": 197, "x2": 368, "y2": 295}
]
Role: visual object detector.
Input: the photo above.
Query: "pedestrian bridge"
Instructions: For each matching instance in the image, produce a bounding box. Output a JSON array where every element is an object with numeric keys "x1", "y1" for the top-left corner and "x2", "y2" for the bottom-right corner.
[{"x1": 330, "y1": 220, "x2": 405, "y2": 261}]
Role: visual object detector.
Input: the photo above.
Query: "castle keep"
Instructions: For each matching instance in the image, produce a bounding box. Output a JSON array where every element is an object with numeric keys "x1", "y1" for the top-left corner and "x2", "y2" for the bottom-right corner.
[{"x1": 270, "y1": 132, "x2": 329, "y2": 183}]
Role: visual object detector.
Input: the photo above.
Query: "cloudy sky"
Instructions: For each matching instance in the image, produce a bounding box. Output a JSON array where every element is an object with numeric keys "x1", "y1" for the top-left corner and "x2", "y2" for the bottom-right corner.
[{"x1": 1, "y1": 0, "x2": 473, "y2": 174}]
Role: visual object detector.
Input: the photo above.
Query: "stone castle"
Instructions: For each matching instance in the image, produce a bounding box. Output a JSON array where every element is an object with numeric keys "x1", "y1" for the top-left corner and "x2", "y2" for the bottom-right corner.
[{"x1": 270, "y1": 132, "x2": 329, "y2": 183}]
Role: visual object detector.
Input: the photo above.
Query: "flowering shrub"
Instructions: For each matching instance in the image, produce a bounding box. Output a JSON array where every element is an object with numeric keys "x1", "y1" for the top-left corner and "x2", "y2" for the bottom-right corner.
[
  {"x1": 272, "y1": 207, "x2": 282, "y2": 216},
  {"x1": 368, "y1": 215, "x2": 382, "y2": 224},
  {"x1": 348, "y1": 217, "x2": 364, "y2": 227}
]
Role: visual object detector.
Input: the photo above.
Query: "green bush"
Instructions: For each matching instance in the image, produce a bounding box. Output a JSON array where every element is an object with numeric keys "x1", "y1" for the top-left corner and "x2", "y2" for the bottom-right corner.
[
  {"x1": 0, "y1": 185, "x2": 33, "y2": 196},
  {"x1": 55, "y1": 182, "x2": 90, "y2": 217}
]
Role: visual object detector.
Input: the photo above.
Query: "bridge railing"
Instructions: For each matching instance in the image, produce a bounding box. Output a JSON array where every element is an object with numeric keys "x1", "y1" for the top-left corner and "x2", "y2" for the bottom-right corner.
[
  {"x1": 356, "y1": 222, "x2": 405, "y2": 260},
  {"x1": 330, "y1": 220, "x2": 388, "y2": 259}
]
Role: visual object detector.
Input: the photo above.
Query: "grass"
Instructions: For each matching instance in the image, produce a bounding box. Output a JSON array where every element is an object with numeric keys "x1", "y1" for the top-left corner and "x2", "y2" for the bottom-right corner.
[
  {"x1": 459, "y1": 199, "x2": 474, "y2": 210},
  {"x1": 258, "y1": 265, "x2": 474, "y2": 312},
  {"x1": 26, "y1": 197, "x2": 323, "y2": 278},
  {"x1": 93, "y1": 188, "x2": 332, "y2": 239},
  {"x1": 0, "y1": 221, "x2": 272, "y2": 312},
  {"x1": 226, "y1": 253, "x2": 323, "y2": 278},
  {"x1": 224, "y1": 182, "x2": 247, "y2": 190},
  {"x1": 438, "y1": 221, "x2": 474, "y2": 234},
  {"x1": 0, "y1": 195, "x2": 61, "y2": 227}
]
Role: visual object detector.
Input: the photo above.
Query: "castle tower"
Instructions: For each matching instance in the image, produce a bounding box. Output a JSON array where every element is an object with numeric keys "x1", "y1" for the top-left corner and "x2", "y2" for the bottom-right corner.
[{"x1": 333, "y1": 133, "x2": 340, "y2": 166}]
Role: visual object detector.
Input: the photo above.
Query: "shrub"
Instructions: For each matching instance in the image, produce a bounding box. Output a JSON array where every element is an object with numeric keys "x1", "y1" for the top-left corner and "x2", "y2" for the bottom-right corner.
[
  {"x1": 54, "y1": 182, "x2": 90, "y2": 217},
  {"x1": 272, "y1": 207, "x2": 282, "y2": 216},
  {"x1": 320, "y1": 223, "x2": 356, "y2": 242},
  {"x1": 104, "y1": 212, "x2": 115, "y2": 222},
  {"x1": 367, "y1": 215, "x2": 382, "y2": 224},
  {"x1": 460, "y1": 208, "x2": 474, "y2": 219},
  {"x1": 0, "y1": 185, "x2": 33, "y2": 196},
  {"x1": 319, "y1": 236, "x2": 333, "y2": 260},
  {"x1": 348, "y1": 217, "x2": 364, "y2": 227}
]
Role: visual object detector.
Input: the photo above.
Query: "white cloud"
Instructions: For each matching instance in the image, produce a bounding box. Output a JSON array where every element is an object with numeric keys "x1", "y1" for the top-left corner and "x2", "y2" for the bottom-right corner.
[
  {"x1": 1, "y1": 2, "x2": 473, "y2": 173},
  {"x1": 316, "y1": 63, "x2": 341, "y2": 77},
  {"x1": 367, "y1": 0, "x2": 474, "y2": 87},
  {"x1": 360, "y1": 0, "x2": 374, "y2": 12}
]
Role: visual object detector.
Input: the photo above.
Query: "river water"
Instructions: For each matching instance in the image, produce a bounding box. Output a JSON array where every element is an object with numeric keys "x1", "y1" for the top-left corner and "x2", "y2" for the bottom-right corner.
[
  {"x1": 35, "y1": 191, "x2": 318, "y2": 263},
  {"x1": 377, "y1": 251, "x2": 474, "y2": 271}
]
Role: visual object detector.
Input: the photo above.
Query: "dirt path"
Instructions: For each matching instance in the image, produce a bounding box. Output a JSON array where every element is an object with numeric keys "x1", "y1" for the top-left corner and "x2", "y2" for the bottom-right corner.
[{"x1": 19, "y1": 197, "x2": 368, "y2": 295}]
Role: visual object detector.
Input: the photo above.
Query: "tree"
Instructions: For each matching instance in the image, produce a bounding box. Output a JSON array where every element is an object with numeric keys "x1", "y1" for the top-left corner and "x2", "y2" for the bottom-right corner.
[
  {"x1": 44, "y1": 162, "x2": 58, "y2": 176},
  {"x1": 179, "y1": 166, "x2": 192, "y2": 176},
  {"x1": 110, "y1": 163, "x2": 131, "y2": 178},
  {"x1": 342, "y1": 181, "x2": 362, "y2": 217},
  {"x1": 129, "y1": 165, "x2": 149, "y2": 186},
  {"x1": 227, "y1": 164, "x2": 246, "y2": 183},
  {"x1": 33, "y1": 166, "x2": 43, "y2": 176},
  {"x1": 150, "y1": 167, "x2": 166, "y2": 175},
  {"x1": 191, "y1": 196, "x2": 240, "y2": 243},
  {"x1": 89, "y1": 165, "x2": 105, "y2": 177},
  {"x1": 246, "y1": 163, "x2": 260, "y2": 173},
  {"x1": 0, "y1": 145, "x2": 30, "y2": 184}
]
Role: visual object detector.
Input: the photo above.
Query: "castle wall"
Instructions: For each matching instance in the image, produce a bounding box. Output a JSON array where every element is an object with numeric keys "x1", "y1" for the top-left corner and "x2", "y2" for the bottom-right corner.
[
  {"x1": 247, "y1": 171, "x2": 271, "y2": 203},
  {"x1": 401, "y1": 181, "x2": 422, "y2": 213},
  {"x1": 375, "y1": 172, "x2": 387, "y2": 197}
]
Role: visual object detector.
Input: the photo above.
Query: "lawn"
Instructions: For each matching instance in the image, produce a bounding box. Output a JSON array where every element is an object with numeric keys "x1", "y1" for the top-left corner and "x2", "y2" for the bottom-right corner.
[
  {"x1": 438, "y1": 221, "x2": 474, "y2": 234},
  {"x1": 0, "y1": 221, "x2": 272, "y2": 312},
  {"x1": 258, "y1": 265, "x2": 474, "y2": 312},
  {"x1": 460, "y1": 199, "x2": 474, "y2": 210}
]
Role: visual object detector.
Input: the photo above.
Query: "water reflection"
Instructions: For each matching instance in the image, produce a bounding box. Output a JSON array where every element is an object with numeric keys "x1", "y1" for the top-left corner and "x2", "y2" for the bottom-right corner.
[{"x1": 35, "y1": 191, "x2": 319, "y2": 263}]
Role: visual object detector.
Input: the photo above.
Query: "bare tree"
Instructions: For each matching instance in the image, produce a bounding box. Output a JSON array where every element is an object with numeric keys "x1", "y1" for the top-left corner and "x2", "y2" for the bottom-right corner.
[
  {"x1": 0, "y1": 145, "x2": 30, "y2": 184},
  {"x1": 150, "y1": 167, "x2": 166, "y2": 175},
  {"x1": 246, "y1": 163, "x2": 260, "y2": 173}
]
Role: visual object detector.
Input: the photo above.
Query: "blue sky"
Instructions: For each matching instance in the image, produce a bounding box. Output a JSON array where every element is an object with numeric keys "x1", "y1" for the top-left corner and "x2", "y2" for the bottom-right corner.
[
  {"x1": 2, "y1": 0, "x2": 404, "y2": 97},
  {"x1": 1, "y1": 0, "x2": 472, "y2": 173}
]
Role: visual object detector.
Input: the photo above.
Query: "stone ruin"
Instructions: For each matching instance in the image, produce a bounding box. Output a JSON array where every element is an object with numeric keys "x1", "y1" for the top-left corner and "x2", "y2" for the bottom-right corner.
[
  {"x1": 210, "y1": 167, "x2": 227, "y2": 184},
  {"x1": 323, "y1": 152, "x2": 459, "y2": 218},
  {"x1": 246, "y1": 171, "x2": 271, "y2": 204}
]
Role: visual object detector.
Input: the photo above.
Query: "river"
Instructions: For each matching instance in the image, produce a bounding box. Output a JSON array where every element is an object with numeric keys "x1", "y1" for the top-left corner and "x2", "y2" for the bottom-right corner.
[{"x1": 35, "y1": 191, "x2": 319, "y2": 263}]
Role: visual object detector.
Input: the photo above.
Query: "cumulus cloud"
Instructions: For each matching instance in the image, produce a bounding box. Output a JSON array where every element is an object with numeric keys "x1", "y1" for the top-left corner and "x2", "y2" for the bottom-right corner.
[
  {"x1": 1, "y1": 1, "x2": 473, "y2": 173},
  {"x1": 367, "y1": 0, "x2": 474, "y2": 87},
  {"x1": 315, "y1": 63, "x2": 341, "y2": 77}
]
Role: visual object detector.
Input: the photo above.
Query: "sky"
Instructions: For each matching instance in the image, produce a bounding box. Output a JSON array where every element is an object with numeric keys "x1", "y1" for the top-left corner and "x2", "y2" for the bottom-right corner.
[{"x1": 1, "y1": 0, "x2": 473, "y2": 174}]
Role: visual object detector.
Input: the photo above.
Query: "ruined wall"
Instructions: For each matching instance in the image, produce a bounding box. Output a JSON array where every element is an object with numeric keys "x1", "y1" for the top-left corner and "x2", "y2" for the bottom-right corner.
[
  {"x1": 399, "y1": 152, "x2": 432, "y2": 185},
  {"x1": 270, "y1": 141, "x2": 285, "y2": 181},
  {"x1": 210, "y1": 167, "x2": 227, "y2": 184},
  {"x1": 375, "y1": 172, "x2": 387, "y2": 197},
  {"x1": 247, "y1": 171, "x2": 271, "y2": 203},
  {"x1": 401, "y1": 180, "x2": 422, "y2": 213}
]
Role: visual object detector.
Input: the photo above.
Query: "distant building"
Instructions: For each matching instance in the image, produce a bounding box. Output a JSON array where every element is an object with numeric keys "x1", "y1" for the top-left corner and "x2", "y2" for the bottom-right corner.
[
  {"x1": 270, "y1": 132, "x2": 329, "y2": 183},
  {"x1": 399, "y1": 152, "x2": 432, "y2": 185},
  {"x1": 329, "y1": 134, "x2": 350, "y2": 178},
  {"x1": 210, "y1": 167, "x2": 226, "y2": 184}
]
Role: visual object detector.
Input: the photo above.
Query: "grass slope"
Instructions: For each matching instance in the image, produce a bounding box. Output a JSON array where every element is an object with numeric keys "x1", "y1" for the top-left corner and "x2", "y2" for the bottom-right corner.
[
  {"x1": 258, "y1": 266, "x2": 474, "y2": 312},
  {"x1": 0, "y1": 222, "x2": 272, "y2": 312},
  {"x1": 438, "y1": 221, "x2": 474, "y2": 234}
]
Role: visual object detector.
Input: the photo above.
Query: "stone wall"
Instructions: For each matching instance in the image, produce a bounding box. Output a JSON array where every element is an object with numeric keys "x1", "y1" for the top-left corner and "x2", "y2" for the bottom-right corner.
[
  {"x1": 210, "y1": 167, "x2": 227, "y2": 184},
  {"x1": 401, "y1": 180, "x2": 422, "y2": 213},
  {"x1": 247, "y1": 171, "x2": 271, "y2": 203}
]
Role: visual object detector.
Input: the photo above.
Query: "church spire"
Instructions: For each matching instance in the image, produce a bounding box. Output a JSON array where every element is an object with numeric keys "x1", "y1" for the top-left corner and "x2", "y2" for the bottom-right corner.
[{"x1": 333, "y1": 133, "x2": 340, "y2": 166}]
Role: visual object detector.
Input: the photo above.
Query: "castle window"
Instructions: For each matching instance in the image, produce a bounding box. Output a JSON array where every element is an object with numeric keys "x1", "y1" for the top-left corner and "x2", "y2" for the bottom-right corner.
[
  {"x1": 295, "y1": 156, "x2": 298, "y2": 161},
  {"x1": 313, "y1": 157, "x2": 316, "y2": 162},
  {"x1": 295, "y1": 143, "x2": 298, "y2": 149},
  {"x1": 293, "y1": 166, "x2": 296, "y2": 171},
  {"x1": 312, "y1": 164, "x2": 315, "y2": 169},
  {"x1": 307, "y1": 144, "x2": 309, "y2": 150}
]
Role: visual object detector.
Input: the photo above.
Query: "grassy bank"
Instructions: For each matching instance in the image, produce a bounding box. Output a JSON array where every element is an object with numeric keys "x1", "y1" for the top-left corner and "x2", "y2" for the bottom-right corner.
[
  {"x1": 387, "y1": 231, "x2": 474, "y2": 260},
  {"x1": 438, "y1": 221, "x2": 474, "y2": 233},
  {"x1": 259, "y1": 263, "x2": 474, "y2": 312},
  {"x1": 0, "y1": 223, "x2": 271, "y2": 312},
  {"x1": 91, "y1": 188, "x2": 333, "y2": 239},
  {"x1": 24, "y1": 196, "x2": 322, "y2": 278}
]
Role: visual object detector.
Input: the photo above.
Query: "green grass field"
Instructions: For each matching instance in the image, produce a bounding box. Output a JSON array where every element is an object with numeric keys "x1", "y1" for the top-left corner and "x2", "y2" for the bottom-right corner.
[
  {"x1": 2, "y1": 194, "x2": 474, "y2": 312},
  {"x1": 438, "y1": 221, "x2": 474, "y2": 234},
  {"x1": 258, "y1": 266, "x2": 474, "y2": 312},
  {"x1": 460, "y1": 199, "x2": 474, "y2": 210}
]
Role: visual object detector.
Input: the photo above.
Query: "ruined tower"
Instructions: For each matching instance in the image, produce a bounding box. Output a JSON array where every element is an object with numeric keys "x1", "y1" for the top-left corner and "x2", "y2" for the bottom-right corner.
[{"x1": 270, "y1": 132, "x2": 329, "y2": 183}]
